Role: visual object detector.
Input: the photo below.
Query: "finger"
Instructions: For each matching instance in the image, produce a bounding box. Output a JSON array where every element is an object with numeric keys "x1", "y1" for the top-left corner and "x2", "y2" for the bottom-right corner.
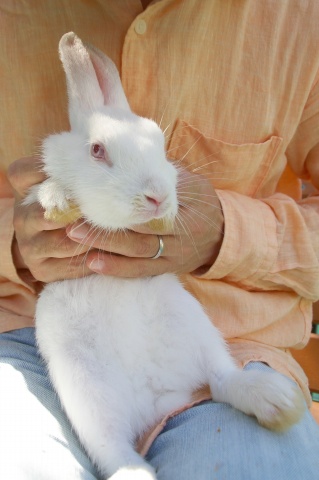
[
  {"x1": 67, "y1": 223, "x2": 165, "y2": 259},
  {"x1": 15, "y1": 211, "x2": 91, "y2": 269},
  {"x1": 7, "y1": 156, "x2": 45, "y2": 198},
  {"x1": 85, "y1": 251, "x2": 172, "y2": 278},
  {"x1": 14, "y1": 201, "x2": 75, "y2": 236},
  {"x1": 20, "y1": 229, "x2": 91, "y2": 266},
  {"x1": 31, "y1": 254, "x2": 94, "y2": 283},
  {"x1": 38, "y1": 229, "x2": 91, "y2": 259}
]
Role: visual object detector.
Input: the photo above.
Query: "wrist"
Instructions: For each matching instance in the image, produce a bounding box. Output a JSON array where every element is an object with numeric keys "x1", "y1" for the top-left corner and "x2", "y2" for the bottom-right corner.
[{"x1": 190, "y1": 187, "x2": 224, "y2": 275}]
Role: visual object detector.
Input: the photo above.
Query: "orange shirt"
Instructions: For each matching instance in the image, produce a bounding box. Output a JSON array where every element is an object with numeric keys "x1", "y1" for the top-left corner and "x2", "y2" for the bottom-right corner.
[{"x1": 1, "y1": 1, "x2": 319, "y2": 414}]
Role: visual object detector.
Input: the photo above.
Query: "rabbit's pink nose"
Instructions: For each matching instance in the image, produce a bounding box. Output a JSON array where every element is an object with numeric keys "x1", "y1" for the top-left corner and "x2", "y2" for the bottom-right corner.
[{"x1": 145, "y1": 195, "x2": 162, "y2": 207}]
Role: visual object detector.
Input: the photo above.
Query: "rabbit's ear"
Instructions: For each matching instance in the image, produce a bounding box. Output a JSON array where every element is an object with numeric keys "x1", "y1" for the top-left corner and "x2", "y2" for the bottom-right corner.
[
  {"x1": 59, "y1": 32, "x2": 130, "y2": 130},
  {"x1": 84, "y1": 41, "x2": 131, "y2": 111}
]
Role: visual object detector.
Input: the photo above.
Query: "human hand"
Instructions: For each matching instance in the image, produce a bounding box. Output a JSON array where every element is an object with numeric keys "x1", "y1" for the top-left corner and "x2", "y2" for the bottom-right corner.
[
  {"x1": 66, "y1": 169, "x2": 224, "y2": 278},
  {"x1": 7, "y1": 156, "x2": 92, "y2": 283},
  {"x1": 8, "y1": 159, "x2": 224, "y2": 282}
]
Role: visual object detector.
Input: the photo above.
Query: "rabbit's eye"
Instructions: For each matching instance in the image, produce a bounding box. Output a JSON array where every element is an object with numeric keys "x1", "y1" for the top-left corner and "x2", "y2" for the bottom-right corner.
[
  {"x1": 90, "y1": 142, "x2": 112, "y2": 166},
  {"x1": 91, "y1": 143, "x2": 105, "y2": 159}
]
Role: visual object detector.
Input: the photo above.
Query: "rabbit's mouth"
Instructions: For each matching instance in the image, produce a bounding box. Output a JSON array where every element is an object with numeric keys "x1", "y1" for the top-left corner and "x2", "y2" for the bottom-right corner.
[
  {"x1": 132, "y1": 193, "x2": 177, "y2": 223},
  {"x1": 129, "y1": 198, "x2": 176, "y2": 230}
]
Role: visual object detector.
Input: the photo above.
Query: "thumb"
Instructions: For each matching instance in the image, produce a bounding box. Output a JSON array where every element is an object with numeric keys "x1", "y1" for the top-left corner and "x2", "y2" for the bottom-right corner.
[{"x1": 7, "y1": 156, "x2": 45, "y2": 200}]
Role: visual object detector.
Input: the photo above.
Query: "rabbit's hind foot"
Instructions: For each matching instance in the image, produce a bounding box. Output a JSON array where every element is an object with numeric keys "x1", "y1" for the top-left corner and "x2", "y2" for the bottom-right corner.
[{"x1": 108, "y1": 464, "x2": 157, "y2": 480}]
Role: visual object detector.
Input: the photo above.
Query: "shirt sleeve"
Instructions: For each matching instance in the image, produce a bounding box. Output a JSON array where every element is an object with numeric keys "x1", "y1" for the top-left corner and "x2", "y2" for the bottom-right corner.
[{"x1": 200, "y1": 72, "x2": 319, "y2": 303}]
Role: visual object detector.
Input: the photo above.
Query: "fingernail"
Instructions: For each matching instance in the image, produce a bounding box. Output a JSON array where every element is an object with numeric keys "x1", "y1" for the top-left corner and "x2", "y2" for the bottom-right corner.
[
  {"x1": 68, "y1": 224, "x2": 89, "y2": 240},
  {"x1": 89, "y1": 258, "x2": 106, "y2": 272}
]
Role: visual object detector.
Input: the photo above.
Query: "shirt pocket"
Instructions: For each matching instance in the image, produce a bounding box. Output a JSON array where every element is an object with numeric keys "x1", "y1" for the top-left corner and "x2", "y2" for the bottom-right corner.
[{"x1": 167, "y1": 119, "x2": 283, "y2": 197}]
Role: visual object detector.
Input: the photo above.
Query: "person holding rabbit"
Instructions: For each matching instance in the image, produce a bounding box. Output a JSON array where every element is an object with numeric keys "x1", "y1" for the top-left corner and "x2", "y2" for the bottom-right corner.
[{"x1": 0, "y1": 1, "x2": 319, "y2": 479}]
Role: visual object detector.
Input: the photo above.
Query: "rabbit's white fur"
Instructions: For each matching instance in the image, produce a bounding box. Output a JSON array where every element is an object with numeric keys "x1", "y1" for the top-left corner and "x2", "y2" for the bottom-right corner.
[{"x1": 27, "y1": 33, "x2": 305, "y2": 480}]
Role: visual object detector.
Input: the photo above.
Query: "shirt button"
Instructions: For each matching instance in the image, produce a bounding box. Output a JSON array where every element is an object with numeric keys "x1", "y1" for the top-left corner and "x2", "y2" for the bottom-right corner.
[{"x1": 135, "y1": 19, "x2": 147, "y2": 35}]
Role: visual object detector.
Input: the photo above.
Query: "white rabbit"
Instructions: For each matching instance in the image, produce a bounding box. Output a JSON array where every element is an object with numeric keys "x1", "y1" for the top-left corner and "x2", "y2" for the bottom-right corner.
[{"x1": 26, "y1": 32, "x2": 305, "y2": 480}]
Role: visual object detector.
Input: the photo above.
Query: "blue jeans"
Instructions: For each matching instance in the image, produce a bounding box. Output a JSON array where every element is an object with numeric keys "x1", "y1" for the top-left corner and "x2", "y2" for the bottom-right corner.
[{"x1": 0, "y1": 328, "x2": 318, "y2": 479}]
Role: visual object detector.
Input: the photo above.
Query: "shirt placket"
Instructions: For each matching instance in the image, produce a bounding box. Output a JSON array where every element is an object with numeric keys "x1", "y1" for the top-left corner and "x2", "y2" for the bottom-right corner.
[{"x1": 121, "y1": 3, "x2": 161, "y2": 120}]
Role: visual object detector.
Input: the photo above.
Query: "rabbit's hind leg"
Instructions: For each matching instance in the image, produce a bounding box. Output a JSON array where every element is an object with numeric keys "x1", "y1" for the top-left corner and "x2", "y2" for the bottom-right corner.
[
  {"x1": 210, "y1": 366, "x2": 306, "y2": 431},
  {"x1": 45, "y1": 353, "x2": 156, "y2": 479},
  {"x1": 198, "y1": 325, "x2": 306, "y2": 431}
]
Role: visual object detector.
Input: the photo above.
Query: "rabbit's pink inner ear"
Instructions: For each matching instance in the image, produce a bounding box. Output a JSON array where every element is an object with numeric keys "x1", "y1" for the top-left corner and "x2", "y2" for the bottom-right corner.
[
  {"x1": 86, "y1": 46, "x2": 131, "y2": 111},
  {"x1": 90, "y1": 55, "x2": 114, "y2": 106}
]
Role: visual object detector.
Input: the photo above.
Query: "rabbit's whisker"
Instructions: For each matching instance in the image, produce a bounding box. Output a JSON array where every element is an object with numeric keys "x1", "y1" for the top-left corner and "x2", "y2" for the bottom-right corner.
[
  {"x1": 177, "y1": 193, "x2": 223, "y2": 212},
  {"x1": 177, "y1": 174, "x2": 235, "y2": 185},
  {"x1": 175, "y1": 209, "x2": 200, "y2": 260},
  {"x1": 180, "y1": 200, "x2": 224, "y2": 234}
]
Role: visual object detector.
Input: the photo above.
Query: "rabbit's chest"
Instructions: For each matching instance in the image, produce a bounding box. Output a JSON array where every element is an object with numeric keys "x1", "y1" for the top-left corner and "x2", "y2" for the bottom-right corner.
[{"x1": 37, "y1": 273, "x2": 200, "y2": 382}]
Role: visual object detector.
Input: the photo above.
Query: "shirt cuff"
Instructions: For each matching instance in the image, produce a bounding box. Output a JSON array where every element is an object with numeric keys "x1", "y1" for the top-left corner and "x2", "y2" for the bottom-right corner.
[{"x1": 199, "y1": 190, "x2": 278, "y2": 283}]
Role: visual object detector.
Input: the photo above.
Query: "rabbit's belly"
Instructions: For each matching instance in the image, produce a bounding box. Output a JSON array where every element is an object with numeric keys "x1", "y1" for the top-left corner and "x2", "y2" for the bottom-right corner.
[{"x1": 36, "y1": 272, "x2": 211, "y2": 423}]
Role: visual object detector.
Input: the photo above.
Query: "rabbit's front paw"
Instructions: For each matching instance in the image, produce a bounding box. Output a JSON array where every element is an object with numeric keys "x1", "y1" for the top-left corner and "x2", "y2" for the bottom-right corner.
[
  {"x1": 37, "y1": 179, "x2": 81, "y2": 223},
  {"x1": 108, "y1": 465, "x2": 157, "y2": 480}
]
